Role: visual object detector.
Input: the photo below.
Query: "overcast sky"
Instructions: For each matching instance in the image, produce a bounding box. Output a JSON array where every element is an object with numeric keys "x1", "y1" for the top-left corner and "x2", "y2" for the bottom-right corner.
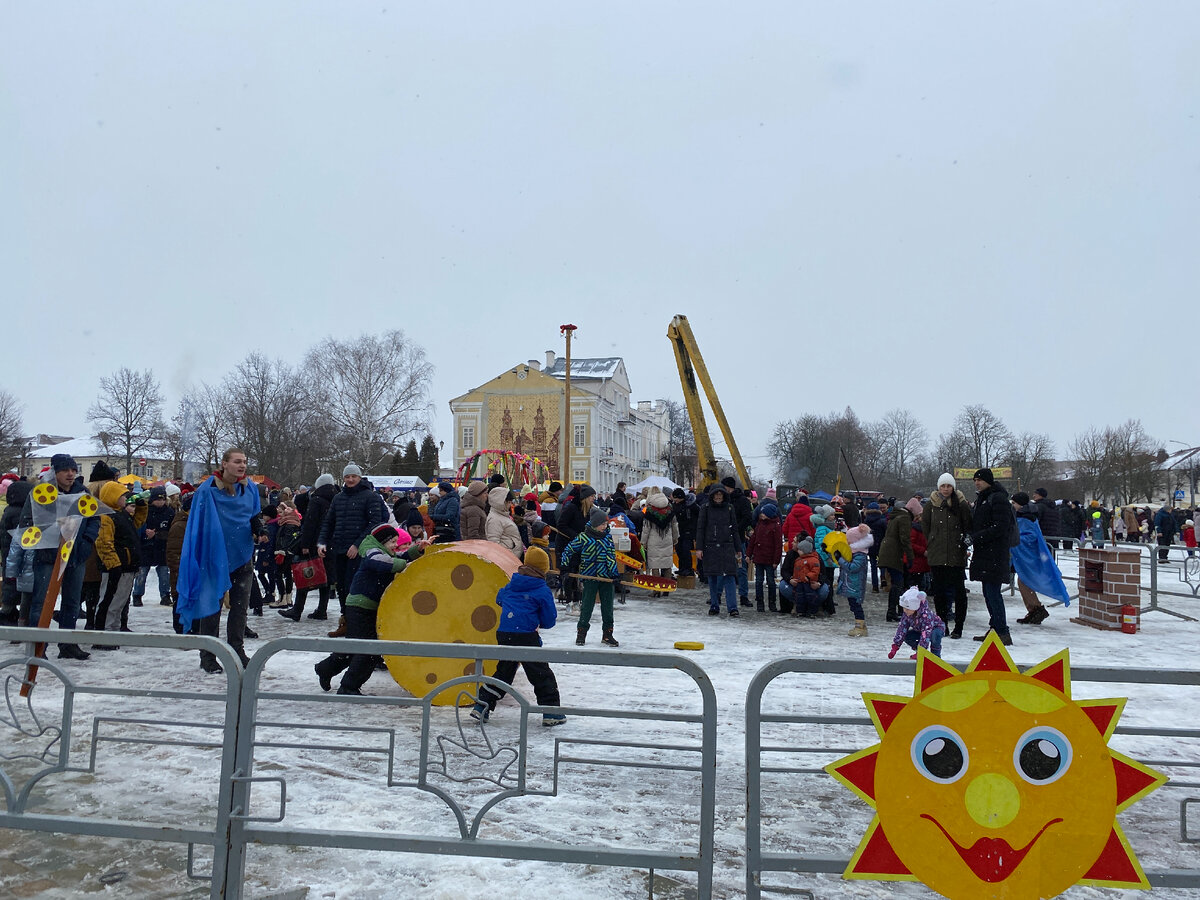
[{"x1": 4, "y1": 2, "x2": 1198, "y2": 478}]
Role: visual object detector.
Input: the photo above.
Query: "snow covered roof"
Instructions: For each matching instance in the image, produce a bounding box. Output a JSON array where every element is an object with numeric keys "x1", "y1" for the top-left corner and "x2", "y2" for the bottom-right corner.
[
  {"x1": 544, "y1": 357, "x2": 623, "y2": 379},
  {"x1": 28, "y1": 436, "x2": 106, "y2": 458}
]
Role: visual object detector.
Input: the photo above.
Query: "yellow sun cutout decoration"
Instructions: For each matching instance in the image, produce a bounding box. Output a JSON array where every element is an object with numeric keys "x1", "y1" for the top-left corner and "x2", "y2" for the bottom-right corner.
[{"x1": 826, "y1": 633, "x2": 1167, "y2": 899}]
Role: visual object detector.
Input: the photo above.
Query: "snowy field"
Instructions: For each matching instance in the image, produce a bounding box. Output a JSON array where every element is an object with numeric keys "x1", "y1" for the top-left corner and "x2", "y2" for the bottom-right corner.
[{"x1": 2, "y1": 566, "x2": 1199, "y2": 900}]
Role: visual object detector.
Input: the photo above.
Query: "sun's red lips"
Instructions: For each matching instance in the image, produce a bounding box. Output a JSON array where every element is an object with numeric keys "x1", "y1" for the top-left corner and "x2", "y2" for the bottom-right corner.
[{"x1": 920, "y1": 815, "x2": 1063, "y2": 883}]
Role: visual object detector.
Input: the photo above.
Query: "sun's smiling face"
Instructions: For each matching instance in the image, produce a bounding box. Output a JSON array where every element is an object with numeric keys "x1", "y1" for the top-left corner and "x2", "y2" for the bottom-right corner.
[{"x1": 828, "y1": 634, "x2": 1168, "y2": 900}]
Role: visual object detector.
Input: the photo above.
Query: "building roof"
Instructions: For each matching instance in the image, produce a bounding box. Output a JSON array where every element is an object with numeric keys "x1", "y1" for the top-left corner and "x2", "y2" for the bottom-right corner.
[
  {"x1": 544, "y1": 357, "x2": 623, "y2": 379},
  {"x1": 28, "y1": 437, "x2": 106, "y2": 458}
]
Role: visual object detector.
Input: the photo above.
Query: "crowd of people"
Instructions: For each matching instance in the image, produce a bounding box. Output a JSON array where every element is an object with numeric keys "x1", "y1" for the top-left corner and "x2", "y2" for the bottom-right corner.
[{"x1": 3, "y1": 455, "x2": 1196, "y2": 705}]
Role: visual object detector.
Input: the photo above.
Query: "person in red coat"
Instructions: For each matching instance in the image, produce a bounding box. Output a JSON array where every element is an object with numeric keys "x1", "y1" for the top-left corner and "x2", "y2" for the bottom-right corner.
[
  {"x1": 782, "y1": 496, "x2": 813, "y2": 546},
  {"x1": 747, "y1": 502, "x2": 784, "y2": 612},
  {"x1": 909, "y1": 520, "x2": 931, "y2": 591}
]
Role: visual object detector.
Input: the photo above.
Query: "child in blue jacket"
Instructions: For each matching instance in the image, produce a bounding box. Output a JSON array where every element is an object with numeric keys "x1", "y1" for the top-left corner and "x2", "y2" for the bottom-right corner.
[
  {"x1": 838, "y1": 524, "x2": 873, "y2": 637},
  {"x1": 473, "y1": 546, "x2": 565, "y2": 726}
]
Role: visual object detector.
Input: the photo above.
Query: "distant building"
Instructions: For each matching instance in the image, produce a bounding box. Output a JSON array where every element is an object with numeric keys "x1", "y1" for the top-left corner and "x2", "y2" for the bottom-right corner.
[
  {"x1": 19, "y1": 436, "x2": 196, "y2": 482},
  {"x1": 448, "y1": 351, "x2": 669, "y2": 491}
]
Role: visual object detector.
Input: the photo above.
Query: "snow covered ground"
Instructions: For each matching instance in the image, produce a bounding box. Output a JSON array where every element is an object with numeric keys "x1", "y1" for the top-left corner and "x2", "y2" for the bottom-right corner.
[{"x1": 2, "y1": 565, "x2": 1199, "y2": 899}]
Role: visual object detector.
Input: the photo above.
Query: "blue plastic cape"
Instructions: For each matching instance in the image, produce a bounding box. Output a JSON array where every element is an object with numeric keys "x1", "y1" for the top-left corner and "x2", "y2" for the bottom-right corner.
[
  {"x1": 176, "y1": 476, "x2": 261, "y2": 632},
  {"x1": 1011, "y1": 518, "x2": 1072, "y2": 608}
]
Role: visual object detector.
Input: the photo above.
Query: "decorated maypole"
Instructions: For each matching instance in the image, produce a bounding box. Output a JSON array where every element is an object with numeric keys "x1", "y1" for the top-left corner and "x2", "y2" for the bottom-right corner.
[
  {"x1": 560, "y1": 324, "x2": 576, "y2": 483},
  {"x1": 9, "y1": 485, "x2": 112, "y2": 696}
]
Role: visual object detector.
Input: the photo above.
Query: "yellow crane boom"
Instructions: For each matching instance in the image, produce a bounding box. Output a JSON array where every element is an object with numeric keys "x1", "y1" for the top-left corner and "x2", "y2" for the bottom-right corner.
[{"x1": 666, "y1": 314, "x2": 751, "y2": 490}]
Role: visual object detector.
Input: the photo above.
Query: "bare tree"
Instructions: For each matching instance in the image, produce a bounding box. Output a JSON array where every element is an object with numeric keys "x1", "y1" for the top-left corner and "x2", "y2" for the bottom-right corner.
[
  {"x1": 189, "y1": 385, "x2": 233, "y2": 474},
  {"x1": 87, "y1": 368, "x2": 164, "y2": 473},
  {"x1": 222, "y1": 353, "x2": 326, "y2": 484},
  {"x1": 303, "y1": 330, "x2": 434, "y2": 470},
  {"x1": 1106, "y1": 419, "x2": 1159, "y2": 504},
  {"x1": 658, "y1": 399, "x2": 698, "y2": 487},
  {"x1": 768, "y1": 408, "x2": 871, "y2": 491},
  {"x1": 1068, "y1": 426, "x2": 1109, "y2": 503},
  {"x1": 944, "y1": 404, "x2": 1012, "y2": 469},
  {"x1": 1003, "y1": 431, "x2": 1057, "y2": 490},
  {"x1": 0, "y1": 389, "x2": 24, "y2": 472},
  {"x1": 871, "y1": 408, "x2": 929, "y2": 484}
]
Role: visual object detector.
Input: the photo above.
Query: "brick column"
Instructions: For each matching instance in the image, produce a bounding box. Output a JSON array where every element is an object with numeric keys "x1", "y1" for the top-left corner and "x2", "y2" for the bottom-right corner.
[{"x1": 1072, "y1": 547, "x2": 1141, "y2": 631}]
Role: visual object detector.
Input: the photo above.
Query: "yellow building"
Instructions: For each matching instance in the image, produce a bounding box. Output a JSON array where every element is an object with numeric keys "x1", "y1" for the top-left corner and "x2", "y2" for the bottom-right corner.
[{"x1": 448, "y1": 351, "x2": 669, "y2": 491}]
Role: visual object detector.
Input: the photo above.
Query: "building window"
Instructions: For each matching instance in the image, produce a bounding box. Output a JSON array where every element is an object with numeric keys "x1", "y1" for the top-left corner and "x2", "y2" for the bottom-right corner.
[
  {"x1": 462, "y1": 425, "x2": 475, "y2": 451},
  {"x1": 147, "y1": 465, "x2": 154, "y2": 478},
  {"x1": 574, "y1": 424, "x2": 585, "y2": 449},
  {"x1": 574, "y1": 468, "x2": 586, "y2": 482}
]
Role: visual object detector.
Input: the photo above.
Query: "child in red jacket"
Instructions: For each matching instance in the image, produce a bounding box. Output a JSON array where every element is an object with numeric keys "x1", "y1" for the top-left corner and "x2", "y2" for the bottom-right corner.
[{"x1": 747, "y1": 502, "x2": 783, "y2": 612}]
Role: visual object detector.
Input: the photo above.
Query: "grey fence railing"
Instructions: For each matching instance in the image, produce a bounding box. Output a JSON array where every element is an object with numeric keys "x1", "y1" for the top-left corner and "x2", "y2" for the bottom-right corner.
[
  {"x1": 745, "y1": 657, "x2": 1200, "y2": 899},
  {"x1": 1051, "y1": 541, "x2": 1200, "y2": 620},
  {"x1": 0, "y1": 627, "x2": 244, "y2": 893},
  {"x1": 1, "y1": 628, "x2": 717, "y2": 899}
]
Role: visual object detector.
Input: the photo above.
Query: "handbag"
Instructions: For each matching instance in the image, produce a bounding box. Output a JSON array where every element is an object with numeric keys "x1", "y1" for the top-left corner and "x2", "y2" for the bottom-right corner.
[{"x1": 291, "y1": 556, "x2": 327, "y2": 589}]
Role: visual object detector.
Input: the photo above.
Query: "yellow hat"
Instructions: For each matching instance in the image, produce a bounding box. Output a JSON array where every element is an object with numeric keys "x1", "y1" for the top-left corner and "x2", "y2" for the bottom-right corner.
[{"x1": 523, "y1": 546, "x2": 550, "y2": 576}]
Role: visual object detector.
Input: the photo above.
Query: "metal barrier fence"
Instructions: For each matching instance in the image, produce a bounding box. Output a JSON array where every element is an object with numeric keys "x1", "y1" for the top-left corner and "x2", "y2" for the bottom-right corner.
[
  {"x1": 0, "y1": 628, "x2": 716, "y2": 899},
  {"x1": 230, "y1": 637, "x2": 717, "y2": 898},
  {"x1": 745, "y1": 657, "x2": 1200, "y2": 899},
  {"x1": 1051, "y1": 541, "x2": 1200, "y2": 620},
  {"x1": 0, "y1": 627, "x2": 244, "y2": 895}
]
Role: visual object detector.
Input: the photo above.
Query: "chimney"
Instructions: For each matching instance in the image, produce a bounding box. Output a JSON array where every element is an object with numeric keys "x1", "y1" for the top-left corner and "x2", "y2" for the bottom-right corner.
[
  {"x1": 545, "y1": 350, "x2": 556, "y2": 369},
  {"x1": 638, "y1": 400, "x2": 651, "y2": 411},
  {"x1": 527, "y1": 359, "x2": 541, "y2": 371}
]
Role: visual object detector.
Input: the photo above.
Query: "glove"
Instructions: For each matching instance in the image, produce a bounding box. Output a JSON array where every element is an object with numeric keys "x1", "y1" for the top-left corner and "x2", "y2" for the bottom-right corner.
[{"x1": 888, "y1": 644, "x2": 900, "y2": 659}]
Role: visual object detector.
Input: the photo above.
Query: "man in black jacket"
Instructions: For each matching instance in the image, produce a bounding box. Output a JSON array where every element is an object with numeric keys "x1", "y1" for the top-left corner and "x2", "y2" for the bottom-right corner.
[
  {"x1": 318, "y1": 464, "x2": 386, "y2": 617},
  {"x1": 671, "y1": 488, "x2": 697, "y2": 577},
  {"x1": 1032, "y1": 488, "x2": 1062, "y2": 550},
  {"x1": 722, "y1": 477, "x2": 754, "y2": 604},
  {"x1": 970, "y1": 468, "x2": 1013, "y2": 646}
]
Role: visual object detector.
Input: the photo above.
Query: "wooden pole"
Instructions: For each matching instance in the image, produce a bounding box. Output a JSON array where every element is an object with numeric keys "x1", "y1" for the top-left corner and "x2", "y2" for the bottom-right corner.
[
  {"x1": 560, "y1": 324, "x2": 576, "y2": 484},
  {"x1": 21, "y1": 543, "x2": 67, "y2": 697}
]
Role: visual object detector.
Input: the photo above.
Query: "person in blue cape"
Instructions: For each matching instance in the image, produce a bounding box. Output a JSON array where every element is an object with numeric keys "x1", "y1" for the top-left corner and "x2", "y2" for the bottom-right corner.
[
  {"x1": 177, "y1": 448, "x2": 263, "y2": 673},
  {"x1": 1010, "y1": 491, "x2": 1071, "y2": 626}
]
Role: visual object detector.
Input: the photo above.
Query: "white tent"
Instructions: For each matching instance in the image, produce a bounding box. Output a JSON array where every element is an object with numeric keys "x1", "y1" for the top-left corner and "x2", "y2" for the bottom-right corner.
[{"x1": 626, "y1": 475, "x2": 682, "y2": 493}]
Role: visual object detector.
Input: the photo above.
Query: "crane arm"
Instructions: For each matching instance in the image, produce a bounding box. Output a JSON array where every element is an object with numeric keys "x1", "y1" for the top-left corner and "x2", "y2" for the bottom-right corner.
[{"x1": 666, "y1": 315, "x2": 750, "y2": 490}]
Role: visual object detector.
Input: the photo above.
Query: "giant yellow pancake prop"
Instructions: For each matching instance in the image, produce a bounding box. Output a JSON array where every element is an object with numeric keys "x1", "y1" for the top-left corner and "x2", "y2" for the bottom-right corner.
[
  {"x1": 826, "y1": 633, "x2": 1167, "y2": 899},
  {"x1": 377, "y1": 540, "x2": 520, "y2": 706}
]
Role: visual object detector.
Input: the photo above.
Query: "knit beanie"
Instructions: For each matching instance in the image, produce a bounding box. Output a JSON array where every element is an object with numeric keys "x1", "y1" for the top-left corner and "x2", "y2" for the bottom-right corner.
[
  {"x1": 937, "y1": 473, "x2": 956, "y2": 490},
  {"x1": 549, "y1": 481, "x2": 563, "y2": 493},
  {"x1": 721, "y1": 476, "x2": 737, "y2": 490},
  {"x1": 588, "y1": 507, "x2": 609, "y2": 528},
  {"x1": 314, "y1": 473, "x2": 335, "y2": 488},
  {"x1": 523, "y1": 546, "x2": 550, "y2": 576},
  {"x1": 164, "y1": 482, "x2": 182, "y2": 497},
  {"x1": 343, "y1": 463, "x2": 362, "y2": 478},
  {"x1": 1012, "y1": 491, "x2": 1030, "y2": 507},
  {"x1": 973, "y1": 468, "x2": 995, "y2": 486},
  {"x1": 847, "y1": 524, "x2": 874, "y2": 553},
  {"x1": 371, "y1": 524, "x2": 399, "y2": 544},
  {"x1": 899, "y1": 586, "x2": 925, "y2": 611},
  {"x1": 51, "y1": 454, "x2": 79, "y2": 473},
  {"x1": 797, "y1": 537, "x2": 814, "y2": 554},
  {"x1": 90, "y1": 460, "x2": 119, "y2": 482},
  {"x1": 99, "y1": 481, "x2": 128, "y2": 509}
]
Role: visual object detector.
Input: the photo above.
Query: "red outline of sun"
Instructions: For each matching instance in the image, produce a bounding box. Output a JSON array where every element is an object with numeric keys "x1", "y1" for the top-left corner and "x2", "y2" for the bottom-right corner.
[{"x1": 825, "y1": 632, "x2": 1168, "y2": 896}]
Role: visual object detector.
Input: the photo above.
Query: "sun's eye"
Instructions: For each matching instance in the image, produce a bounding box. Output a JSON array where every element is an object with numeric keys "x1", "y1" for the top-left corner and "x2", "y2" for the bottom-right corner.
[
  {"x1": 1013, "y1": 727, "x2": 1073, "y2": 784},
  {"x1": 911, "y1": 725, "x2": 969, "y2": 783}
]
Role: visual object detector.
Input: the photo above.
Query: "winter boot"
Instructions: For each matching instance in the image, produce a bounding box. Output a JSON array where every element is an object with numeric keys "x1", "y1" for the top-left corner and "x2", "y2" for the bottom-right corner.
[
  {"x1": 847, "y1": 619, "x2": 868, "y2": 637},
  {"x1": 575, "y1": 628, "x2": 587, "y2": 646},
  {"x1": 601, "y1": 628, "x2": 620, "y2": 647},
  {"x1": 57, "y1": 643, "x2": 91, "y2": 660},
  {"x1": 328, "y1": 616, "x2": 347, "y2": 638},
  {"x1": 768, "y1": 599, "x2": 778, "y2": 612},
  {"x1": 756, "y1": 598, "x2": 765, "y2": 612},
  {"x1": 739, "y1": 595, "x2": 751, "y2": 608}
]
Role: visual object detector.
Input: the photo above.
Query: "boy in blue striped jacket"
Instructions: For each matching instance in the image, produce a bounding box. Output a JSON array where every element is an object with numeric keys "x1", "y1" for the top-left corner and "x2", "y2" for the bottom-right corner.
[{"x1": 564, "y1": 507, "x2": 620, "y2": 647}]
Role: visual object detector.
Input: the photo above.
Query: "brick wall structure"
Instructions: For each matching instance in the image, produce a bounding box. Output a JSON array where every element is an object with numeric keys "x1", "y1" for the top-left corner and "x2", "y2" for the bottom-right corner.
[{"x1": 1072, "y1": 547, "x2": 1141, "y2": 631}]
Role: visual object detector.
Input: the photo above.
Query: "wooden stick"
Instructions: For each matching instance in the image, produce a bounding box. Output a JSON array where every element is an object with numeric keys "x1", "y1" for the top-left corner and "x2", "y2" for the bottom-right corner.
[{"x1": 21, "y1": 544, "x2": 66, "y2": 697}]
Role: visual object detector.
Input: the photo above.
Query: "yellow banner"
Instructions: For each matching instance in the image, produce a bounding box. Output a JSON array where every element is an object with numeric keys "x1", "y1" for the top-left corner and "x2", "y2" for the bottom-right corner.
[{"x1": 954, "y1": 467, "x2": 1013, "y2": 481}]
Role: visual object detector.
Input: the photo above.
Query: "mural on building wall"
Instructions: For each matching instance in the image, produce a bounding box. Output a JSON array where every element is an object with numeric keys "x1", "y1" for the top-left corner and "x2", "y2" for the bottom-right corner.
[{"x1": 486, "y1": 396, "x2": 561, "y2": 479}]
